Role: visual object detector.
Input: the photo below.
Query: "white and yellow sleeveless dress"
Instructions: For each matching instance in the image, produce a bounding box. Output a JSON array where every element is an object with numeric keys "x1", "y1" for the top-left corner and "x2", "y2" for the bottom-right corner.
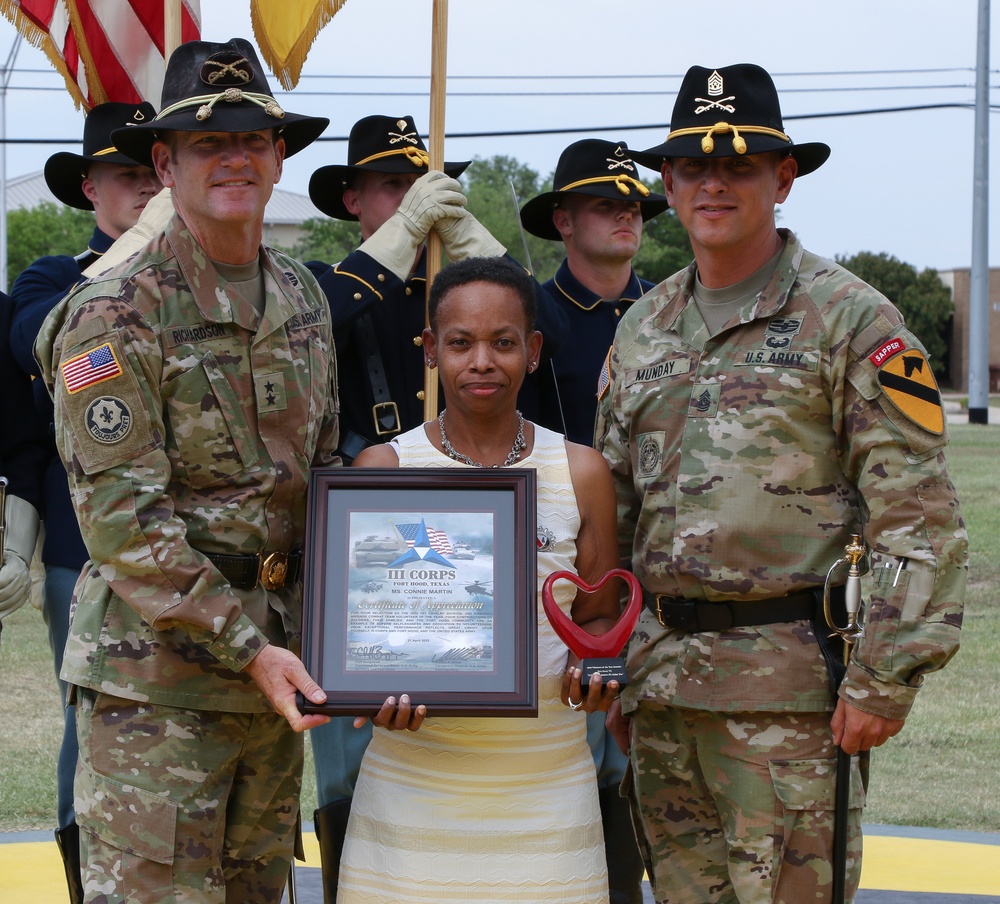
[{"x1": 337, "y1": 422, "x2": 609, "y2": 904}]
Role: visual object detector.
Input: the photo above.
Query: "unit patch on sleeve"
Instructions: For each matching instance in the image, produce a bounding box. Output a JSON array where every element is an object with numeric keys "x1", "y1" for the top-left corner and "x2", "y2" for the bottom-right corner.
[
  {"x1": 61, "y1": 342, "x2": 123, "y2": 394},
  {"x1": 876, "y1": 347, "x2": 944, "y2": 435},
  {"x1": 85, "y1": 396, "x2": 133, "y2": 444}
]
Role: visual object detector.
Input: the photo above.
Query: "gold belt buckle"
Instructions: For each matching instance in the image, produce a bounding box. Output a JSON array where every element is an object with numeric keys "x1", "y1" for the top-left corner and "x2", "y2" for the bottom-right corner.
[
  {"x1": 372, "y1": 401, "x2": 400, "y2": 436},
  {"x1": 654, "y1": 594, "x2": 668, "y2": 628},
  {"x1": 259, "y1": 551, "x2": 289, "y2": 591}
]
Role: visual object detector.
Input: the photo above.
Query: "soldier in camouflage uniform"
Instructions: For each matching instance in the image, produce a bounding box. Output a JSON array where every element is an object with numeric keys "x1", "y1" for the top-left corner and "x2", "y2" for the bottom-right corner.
[
  {"x1": 34, "y1": 38, "x2": 337, "y2": 903},
  {"x1": 597, "y1": 64, "x2": 967, "y2": 904}
]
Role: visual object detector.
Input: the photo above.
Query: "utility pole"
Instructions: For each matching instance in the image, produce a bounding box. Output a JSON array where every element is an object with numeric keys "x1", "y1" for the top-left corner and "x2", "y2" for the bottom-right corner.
[
  {"x1": 0, "y1": 35, "x2": 21, "y2": 292},
  {"x1": 968, "y1": 0, "x2": 991, "y2": 424}
]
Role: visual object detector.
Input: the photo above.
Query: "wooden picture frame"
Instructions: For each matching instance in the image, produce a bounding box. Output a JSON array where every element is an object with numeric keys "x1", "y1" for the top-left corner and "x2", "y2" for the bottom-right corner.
[{"x1": 297, "y1": 468, "x2": 538, "y2": 717}]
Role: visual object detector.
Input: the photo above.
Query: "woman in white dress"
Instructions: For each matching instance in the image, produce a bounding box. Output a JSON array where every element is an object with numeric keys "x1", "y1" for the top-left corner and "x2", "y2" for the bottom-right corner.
[{"x1": 336, "y1": 256, "x2": 624, "y2": 904}]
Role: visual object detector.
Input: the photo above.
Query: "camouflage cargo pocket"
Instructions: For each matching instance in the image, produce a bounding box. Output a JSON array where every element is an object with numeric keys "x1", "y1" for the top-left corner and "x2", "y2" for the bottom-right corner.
[
  {"x1": 769, "y1": 757, "x2": 866, "y2": 813},
  {"x1": 76, "y1": 759, "x2": 177, "y2": 864}
]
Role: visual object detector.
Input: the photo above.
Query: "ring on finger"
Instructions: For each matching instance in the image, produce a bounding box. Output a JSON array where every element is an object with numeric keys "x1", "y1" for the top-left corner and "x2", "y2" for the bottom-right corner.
[{"x1": 568, "y1": 698, "x2": 585, "y2": 711}]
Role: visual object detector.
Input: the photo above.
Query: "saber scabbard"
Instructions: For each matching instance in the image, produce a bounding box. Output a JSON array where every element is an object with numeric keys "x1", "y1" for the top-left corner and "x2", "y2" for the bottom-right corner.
[
  {"x1": 0, "y1": 476, "x2": 8, "y2": 559},
  {"x1": 823, "y1": 533, "x2": 867, "y2": 904}
]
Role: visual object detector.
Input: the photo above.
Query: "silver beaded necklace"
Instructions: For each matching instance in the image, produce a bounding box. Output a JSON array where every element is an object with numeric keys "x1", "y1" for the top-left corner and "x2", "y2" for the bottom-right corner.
[{"x1": 438, "y1": 409, "x2": 526, "y2": 468}]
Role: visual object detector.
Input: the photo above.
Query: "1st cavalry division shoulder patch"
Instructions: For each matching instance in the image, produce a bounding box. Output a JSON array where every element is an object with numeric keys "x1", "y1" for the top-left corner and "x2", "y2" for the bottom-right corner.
[{"x1": 871, "y1": 340, "x2": 945, "y2": 435}]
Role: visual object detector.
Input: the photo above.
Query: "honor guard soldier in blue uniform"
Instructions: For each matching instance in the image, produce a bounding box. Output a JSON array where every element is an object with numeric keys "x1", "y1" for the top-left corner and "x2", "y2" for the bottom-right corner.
[
  {"x1": 599, "y1": 64, "x2": 967, "y2": 904},
  {"x1": 0, "y1": 290, "x2": 47, "y2": 633},
  {"x1": 305, "y1": 114, "x2": 499, "y2": 463},
  {"x1": 8, "y1": 101, "x2": 161, "y2": 904},
  {"x1": 519, "y1": 138, "x2": 669, "y2": 904},
  {"x1": 34, "y1": 38, "x2": 337, "y2": 903},
  {"x1": 520, "y1": 138, "x2": 668, "y2": 446},
  {"x1": 305, "y1": 114, "x2": 566, "y2": 904}
]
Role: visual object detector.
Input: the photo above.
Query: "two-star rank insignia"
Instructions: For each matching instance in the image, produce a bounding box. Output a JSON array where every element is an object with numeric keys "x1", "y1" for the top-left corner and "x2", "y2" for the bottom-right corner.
[
  {"x1": 254, "y1": 372, "x2": 287, "y2": 412},
  {"x1": 873, "y1": 340, "x2": 945, "y2": 435}
]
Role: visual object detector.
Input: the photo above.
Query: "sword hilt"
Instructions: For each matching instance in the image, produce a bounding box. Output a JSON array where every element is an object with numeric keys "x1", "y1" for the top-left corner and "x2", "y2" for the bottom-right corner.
[{"x1": 823, "y1": 533, "x2": 867, "y2": 662}]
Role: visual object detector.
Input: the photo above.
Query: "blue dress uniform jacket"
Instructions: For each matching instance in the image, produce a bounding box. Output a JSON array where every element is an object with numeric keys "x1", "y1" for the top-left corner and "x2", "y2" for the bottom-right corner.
[
  {"x1": 1, "y1": 291, "x2": 47, "y2": 509},
  {"x1": 530, "y1": 259, "x2": 655, "y2": 445},
  {"x1": 308, "y1": 247, "x2": 566, "y2": 459},
  {"x1": 9, "y1": 226, "x2": 116, "y2": 570},
  {"x1": 307, "y1": 248, "x2": 431, "y2": 459}
]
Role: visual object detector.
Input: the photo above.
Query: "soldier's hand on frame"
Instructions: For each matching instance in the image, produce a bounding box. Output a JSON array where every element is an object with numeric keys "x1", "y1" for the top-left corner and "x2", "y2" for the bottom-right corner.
[
  {"x1": 83, "y1": 188, "x2": 175, "y2": 278},
  {"x1": 434, "y1": 207, "x2": 507, "y2": 261},
  {"x1": 0, "y1": 496, "x2": 40, "y2": 620},
  {"x1": 245, "y1": 643, "x2": 330, "y2": 732}
]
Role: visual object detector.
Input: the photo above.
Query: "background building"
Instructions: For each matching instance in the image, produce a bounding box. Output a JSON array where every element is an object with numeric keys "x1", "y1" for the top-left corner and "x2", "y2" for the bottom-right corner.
[
  {"x1": 940, "y1": 269, "x2": 1000, "y2": 394},
  {"x1": 5, "y1": 171, "x2": 320, "y2": 252}
]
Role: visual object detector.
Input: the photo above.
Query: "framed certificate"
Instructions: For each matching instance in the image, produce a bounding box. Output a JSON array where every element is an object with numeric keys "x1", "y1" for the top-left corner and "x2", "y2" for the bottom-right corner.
[{"x1": 297, "y1": 468, "x2": 538, "y2": 717}]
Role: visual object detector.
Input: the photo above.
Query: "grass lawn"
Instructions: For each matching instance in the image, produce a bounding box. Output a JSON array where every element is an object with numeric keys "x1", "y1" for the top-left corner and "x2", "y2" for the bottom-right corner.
[{"x1": 0, "y1": 424, "x2": 996, "y2": 834}]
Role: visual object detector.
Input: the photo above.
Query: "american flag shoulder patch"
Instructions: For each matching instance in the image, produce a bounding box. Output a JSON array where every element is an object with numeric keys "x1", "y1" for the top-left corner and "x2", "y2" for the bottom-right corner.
[
  {"x1": 61, "y1": 342, "x2": 123, "y2": 394},
  {"x1": 597, "y1": 348, "x2": 612, "y2": 401}
]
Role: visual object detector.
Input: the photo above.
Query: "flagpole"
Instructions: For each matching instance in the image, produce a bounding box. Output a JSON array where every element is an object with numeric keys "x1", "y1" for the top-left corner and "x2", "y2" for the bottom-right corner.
[
  {"x1": 422, "y1": 0, "x2": 448, "y2": 421},
  {"x1": 164, "y1": 0, "x2": 182, "y2": 59}
]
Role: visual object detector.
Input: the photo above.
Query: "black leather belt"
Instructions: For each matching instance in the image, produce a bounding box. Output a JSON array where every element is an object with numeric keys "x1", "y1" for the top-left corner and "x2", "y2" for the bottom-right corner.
[
  {"x1": 204, "y1": 550, "x2": 303, "y2": 591},
  {"x1": 644, "y1": 588, "x2": 823, "y2": 632},
  {"x1": 355, "y1": 313, "x2": 401, "y2": 437}
]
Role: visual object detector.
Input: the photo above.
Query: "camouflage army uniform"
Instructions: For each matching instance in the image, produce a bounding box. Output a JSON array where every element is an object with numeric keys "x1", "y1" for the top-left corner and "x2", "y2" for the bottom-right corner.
[
  {"x1": 35, "y1": 213, "x2": 340, "y2": 902},
  {"x1": 595, "y1": 230, "x2": 967, "y2": 904}
]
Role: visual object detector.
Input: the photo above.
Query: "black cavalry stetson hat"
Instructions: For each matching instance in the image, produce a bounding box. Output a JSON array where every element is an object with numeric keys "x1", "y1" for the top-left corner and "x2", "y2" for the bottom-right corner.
[
  {"x1": 630, "y1": 64, "x2": 830, "y2": 177},
  {"x1": 44, "y1": 102, "x2": 157, "y2": 210},
  {"x1": 111, "y1": 38, "x2": 329, "y2": 169},
  {"x1": 308, "y1": 114, "x2": 471, "y2": 221},
  {"x1": 520, "y1": 139, "x2": 669, "y2": 241}
]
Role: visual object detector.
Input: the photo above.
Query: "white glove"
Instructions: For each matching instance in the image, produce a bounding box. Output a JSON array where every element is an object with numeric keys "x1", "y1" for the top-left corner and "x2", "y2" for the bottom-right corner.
[
  {"x1": 359, "y1": 171, "x2": 466, "y2": 281},
  {"x1": 0, "y1": 495, "x2": 41, "y2": 619},
  {"x1": 83, "y1": 187, "x2": 175, "y2": 278},
  {"x1": 434, "y1": 207, "x2": 507, "y2": 261}
]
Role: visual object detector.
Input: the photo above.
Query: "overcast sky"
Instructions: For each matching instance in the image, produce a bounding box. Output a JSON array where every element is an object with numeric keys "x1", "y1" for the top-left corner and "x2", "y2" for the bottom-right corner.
[{"x1": 1, "y1": 0, "x2": 996, "y2": 272}]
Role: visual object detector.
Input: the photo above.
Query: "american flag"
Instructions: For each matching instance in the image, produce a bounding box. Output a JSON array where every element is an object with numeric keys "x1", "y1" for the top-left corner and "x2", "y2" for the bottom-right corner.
[
  {"x1": 1, "y1": 0, "x2": 200, "y2": 109},
  {"x1": 597, "y1": 348, "x2": 612, "y2": 400},
  {"x1": 61, "y1": 342, "x2": 122, "y2": 394},
  {"x1": 395, "y1": 523, "x2": 454, "y2": 556}
]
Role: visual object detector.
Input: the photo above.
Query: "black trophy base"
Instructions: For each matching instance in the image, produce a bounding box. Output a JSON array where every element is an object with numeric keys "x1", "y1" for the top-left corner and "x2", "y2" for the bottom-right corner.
[{"x1": 579, "y1": 657, "x2": 629, "y2": 694}]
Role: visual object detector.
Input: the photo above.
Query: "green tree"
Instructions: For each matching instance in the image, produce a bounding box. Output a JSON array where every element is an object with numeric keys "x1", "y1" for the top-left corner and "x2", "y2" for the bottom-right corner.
[
  {"x1": 633, "y1": 207, "x2": 692, "y2": 283},
  {"x1": 461, "y1": 155, "x2": 563, "y2": 281},
  {"x1": 6, "y1": 202, "x2": 95, "y2": 287},
  {"x1": 835, "y1": 251, "x2": 954, "y2": 373},
  {"x1": 290, "y1": 216, "x2": 361, "y2": 265}
]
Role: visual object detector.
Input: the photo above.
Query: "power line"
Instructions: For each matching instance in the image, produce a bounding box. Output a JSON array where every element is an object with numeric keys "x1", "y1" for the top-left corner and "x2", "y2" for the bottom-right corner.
[
  {"x1": 3, "y1": 66, "x2": 991, "y2": 80},
  {"x1": 1, "y1": 83, "x2": 991, "y2": 98},
  {"x1": 0, "y1": 102, "x2": 990, "y2": 147}
]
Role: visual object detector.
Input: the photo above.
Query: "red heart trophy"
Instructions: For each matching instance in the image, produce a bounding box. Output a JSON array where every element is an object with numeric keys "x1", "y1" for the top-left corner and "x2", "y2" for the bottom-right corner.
[{"x1": 542, "y1": 568, "x2": 643, "y2": 693}]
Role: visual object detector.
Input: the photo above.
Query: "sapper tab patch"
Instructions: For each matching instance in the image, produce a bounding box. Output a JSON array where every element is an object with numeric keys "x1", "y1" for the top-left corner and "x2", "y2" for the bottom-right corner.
[
  {"x1": 62, "y1": 342, "x2": 123, "y2": 394},
  {"x1": 869, "y1": 337, "x2": 906, "y2": 367},
  {"x1": 876, "y1": 348, "x2": 945, "y2": 435}
]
